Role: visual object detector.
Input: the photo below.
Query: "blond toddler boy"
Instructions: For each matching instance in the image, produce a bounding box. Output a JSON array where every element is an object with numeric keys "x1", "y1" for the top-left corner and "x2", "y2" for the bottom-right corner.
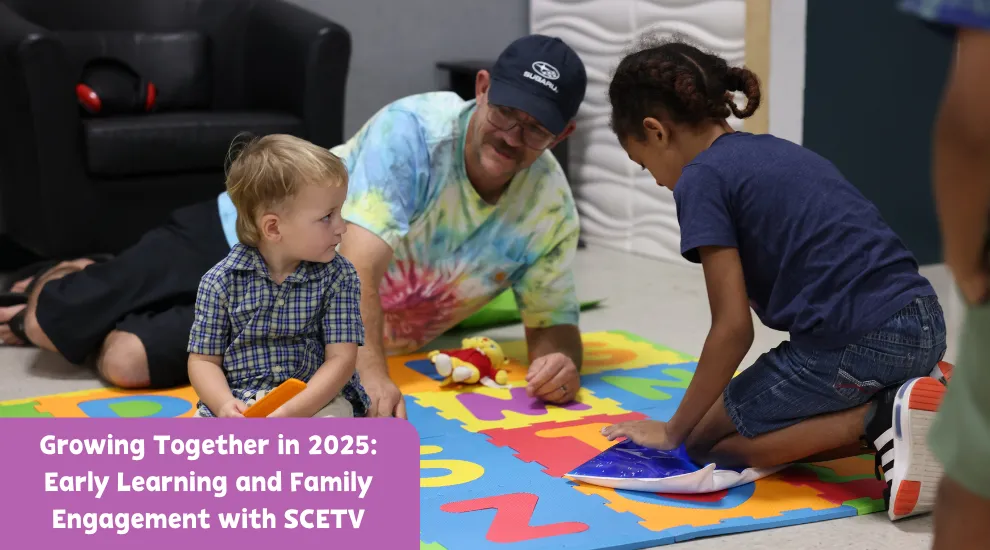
[{"x1": 187, "y1": 134, "x2": 368, "y2": 418}]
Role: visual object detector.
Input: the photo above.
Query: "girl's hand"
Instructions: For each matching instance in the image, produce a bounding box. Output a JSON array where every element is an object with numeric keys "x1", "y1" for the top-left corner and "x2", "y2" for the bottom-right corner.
[
  {"x1": 601, "y1": 420, "x2": 680, "y2": 450},
  {"x1": 217, "y1": 399, "x2": 247, "y2": 418}
]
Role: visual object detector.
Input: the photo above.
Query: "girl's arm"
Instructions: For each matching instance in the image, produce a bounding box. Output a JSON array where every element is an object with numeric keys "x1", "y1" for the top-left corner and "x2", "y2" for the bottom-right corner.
[
  {"x1": 665, "y1": 245, "x2": 754, "y2": 445},
  {"x1": 272, "y1": 343, "x2": 359, "y2": 417}
]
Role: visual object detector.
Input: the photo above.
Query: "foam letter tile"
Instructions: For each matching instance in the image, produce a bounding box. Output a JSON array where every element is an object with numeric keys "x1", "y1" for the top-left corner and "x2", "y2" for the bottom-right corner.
[
  {"x1": 499, "y1": 330, "x2": 695, "y2": 375},
  {"x1": 410, "y1": 383, "x2": 629, "y2": 434},
  {"x1": 669, "y1": 505, "x2": 857, "y2": 543},
  {"x1": 418, "y1": 428, "x2": 652, "y2": 550},
  {"x1": 776, "y1": 456, "x2": 886, "y2": 514},
  {"x1": 572, "y1": 473, "x2": 846, "y2": 535},
  {"x1": 0, "y1": 400, "x2": 53, "y2": 418},
  {"x1": 76, "y1": 395, "x2": 193, "y2": 418},
  {"x1": 424, "y1": 489, "x2": 656, "y2": 550},
  {"x1": 481, "y1": 412, "x2": 648, "y2": 477},
  {"x1": 581, "y1": 363, "x2": 696, "y2": 421},
  {"x1": 15, "y1": 386, "x2": 199, "y2": 418},
  {"x1": 408, "y1": 400, "x2": 474, "y2": 441},
  {"x1": 440, "y1": 493, "x2": 589, "y2": 543}
]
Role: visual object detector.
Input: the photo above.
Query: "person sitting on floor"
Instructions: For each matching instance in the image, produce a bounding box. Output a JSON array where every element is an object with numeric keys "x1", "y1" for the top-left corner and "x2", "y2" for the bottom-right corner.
[
  {"x1": 0, "y1": 34, "x2": 589, "y2": 418},
  {"x1": 599, "y1": 35, "x2": 948, "y2": 522},
  {"x1": 187, "y1": 134, "x2": 366, "y2": 418}
]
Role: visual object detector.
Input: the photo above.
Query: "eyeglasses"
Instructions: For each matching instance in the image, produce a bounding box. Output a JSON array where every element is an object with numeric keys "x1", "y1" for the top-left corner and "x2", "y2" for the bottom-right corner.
[{"x1": 486, "y1": 104, "x2": 556, "y2": 150}]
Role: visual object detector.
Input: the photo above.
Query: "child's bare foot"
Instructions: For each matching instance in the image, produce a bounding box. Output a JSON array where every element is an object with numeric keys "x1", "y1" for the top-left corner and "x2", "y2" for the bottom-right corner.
[{"x1": 0, "y1": 304, "x2": 27, "y2": 345}]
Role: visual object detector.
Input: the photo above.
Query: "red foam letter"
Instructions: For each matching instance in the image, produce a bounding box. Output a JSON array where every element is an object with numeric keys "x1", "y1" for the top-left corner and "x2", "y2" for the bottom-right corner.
[{"x1": 440, "y1": 492, "x2": 588, "y2": 543}]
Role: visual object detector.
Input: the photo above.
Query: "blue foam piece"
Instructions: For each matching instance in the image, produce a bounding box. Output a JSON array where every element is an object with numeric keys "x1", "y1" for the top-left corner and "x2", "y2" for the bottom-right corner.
[
  {"x1": 616, "y1": 481, "x2": 756, "y2": 510},
  {"x1": 581, "y1": 363, "x2": 697, "y2": 421},
  {"x1": 407, "y1": 400, "x2": 464, "y2": 441},
  {"x1": 668, "y1": 505, "x2": 859, "y2": 543},
  {"x1": 419, "y1": 426, "x2": 657, "y2": 550},
  {"x1": 408, "y1": 341, "x2": 867, "y2": 549},
  {"x1": 406, "y1": 358, "x2": 447, "y2": 381},
  {"x1": 76, "y1": 395, "x2": 192, "y2": 418}
]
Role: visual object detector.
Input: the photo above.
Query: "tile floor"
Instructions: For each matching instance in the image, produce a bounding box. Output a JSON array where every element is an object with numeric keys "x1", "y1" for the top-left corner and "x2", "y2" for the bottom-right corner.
[{"x1": 0, "y1": 244, "x2": 959, "y2": 549}]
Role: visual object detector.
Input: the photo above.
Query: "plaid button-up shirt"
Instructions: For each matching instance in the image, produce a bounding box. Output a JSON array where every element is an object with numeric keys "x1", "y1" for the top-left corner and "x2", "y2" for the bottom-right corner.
[{"x1": 188, "y1": 244, "x2": 369, "y2": 417}]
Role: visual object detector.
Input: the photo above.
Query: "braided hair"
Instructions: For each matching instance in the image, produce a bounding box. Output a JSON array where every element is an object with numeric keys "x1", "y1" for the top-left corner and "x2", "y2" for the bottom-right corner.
[{"x1": 609, "y1": 36, "x2": 761, "y2": 141}]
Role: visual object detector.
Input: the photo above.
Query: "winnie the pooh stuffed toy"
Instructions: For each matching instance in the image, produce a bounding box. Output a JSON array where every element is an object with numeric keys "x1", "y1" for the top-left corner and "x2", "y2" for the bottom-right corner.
[{"x1": 428, "y1": 336, "x2": 510, "y2": 389}]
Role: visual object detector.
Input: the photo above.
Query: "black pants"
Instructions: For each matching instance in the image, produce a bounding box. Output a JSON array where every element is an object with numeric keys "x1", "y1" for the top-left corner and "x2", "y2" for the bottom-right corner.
[{"x1": 35, "y1": 199, "x2": 230, "y2": 388}]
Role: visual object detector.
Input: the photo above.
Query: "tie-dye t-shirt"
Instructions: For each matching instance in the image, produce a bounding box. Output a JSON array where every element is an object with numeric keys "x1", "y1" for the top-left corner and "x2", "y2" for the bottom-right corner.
[{"x1": 217, "y1": 92, "x2": 580, "y2": 355}]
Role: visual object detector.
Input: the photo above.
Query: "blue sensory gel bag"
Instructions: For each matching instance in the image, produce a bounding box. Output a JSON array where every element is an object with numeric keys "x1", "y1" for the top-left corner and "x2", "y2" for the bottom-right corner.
[{"x1": 567, "y1": 440, "x2": 783, "y2": 494}]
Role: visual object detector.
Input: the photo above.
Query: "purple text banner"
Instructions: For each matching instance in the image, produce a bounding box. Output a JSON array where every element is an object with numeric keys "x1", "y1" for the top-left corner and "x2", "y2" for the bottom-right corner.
[{"x1": 0, "y1": 418, "x2": 419, "y2": 548}]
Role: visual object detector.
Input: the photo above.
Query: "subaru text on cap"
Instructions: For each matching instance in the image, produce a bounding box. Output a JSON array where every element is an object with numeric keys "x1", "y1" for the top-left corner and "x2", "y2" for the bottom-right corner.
[{"x1": 488, "y1": 35, "x2": 588, "y2": 136}]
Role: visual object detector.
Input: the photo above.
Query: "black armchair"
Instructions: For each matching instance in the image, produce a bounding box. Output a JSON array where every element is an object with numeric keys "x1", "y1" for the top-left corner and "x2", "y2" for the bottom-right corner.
[{"x1": 0, "y1": 0, "x2": 351, "y2": 257}]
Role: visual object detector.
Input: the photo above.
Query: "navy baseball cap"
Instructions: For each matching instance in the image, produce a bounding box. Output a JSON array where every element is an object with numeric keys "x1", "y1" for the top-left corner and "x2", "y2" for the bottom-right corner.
[{"x1": 488, "y1": 34, "x2": 587, "y2": 136}]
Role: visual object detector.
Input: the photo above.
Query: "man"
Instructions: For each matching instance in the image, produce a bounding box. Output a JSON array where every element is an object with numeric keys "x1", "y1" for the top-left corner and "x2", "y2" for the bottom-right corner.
[
  {"x1": 0, "y1": 34, "x2": 588, "y2": 418},
  {"x1": 900, "y1": 1, "x2": 990, "y2": 547}
]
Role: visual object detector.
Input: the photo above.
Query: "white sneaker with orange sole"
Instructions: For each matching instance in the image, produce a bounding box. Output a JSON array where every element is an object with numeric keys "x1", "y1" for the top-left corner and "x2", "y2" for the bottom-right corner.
[{"x1": 887, "y1": 376, "x2": 947, "y2": 520}]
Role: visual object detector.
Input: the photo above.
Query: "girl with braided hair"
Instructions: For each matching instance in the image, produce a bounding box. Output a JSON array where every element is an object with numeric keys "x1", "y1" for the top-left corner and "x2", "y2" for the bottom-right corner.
[{"x1": 600, "y1": 37, "x2": 947, "y2": 521}]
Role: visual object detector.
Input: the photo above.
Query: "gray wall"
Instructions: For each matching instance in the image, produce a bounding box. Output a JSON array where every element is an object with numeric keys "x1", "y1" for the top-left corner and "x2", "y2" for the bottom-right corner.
[
  {"x1": 289, "y1": 0, "x2": 529, "y2": 138},
  {"x1": 802, "y1": 0, "x2": 953, "y2": 265}
]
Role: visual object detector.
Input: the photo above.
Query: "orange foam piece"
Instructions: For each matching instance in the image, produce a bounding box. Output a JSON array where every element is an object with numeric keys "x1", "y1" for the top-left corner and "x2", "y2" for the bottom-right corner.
[
  {"x1": 243, "y1": 379, "x2": 307, "y2": 418},
  {"x1": 573, "y1": 475, "x2": 838, "y2": 531}
]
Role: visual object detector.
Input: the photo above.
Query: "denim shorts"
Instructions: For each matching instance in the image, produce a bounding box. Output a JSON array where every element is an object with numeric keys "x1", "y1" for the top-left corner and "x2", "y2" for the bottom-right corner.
[{"x1": 724, "y1": 294, "x2": 947, "y2": 438}]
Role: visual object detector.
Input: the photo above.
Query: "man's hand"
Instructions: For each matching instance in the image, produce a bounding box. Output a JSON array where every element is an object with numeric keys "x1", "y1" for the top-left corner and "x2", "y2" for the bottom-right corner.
[
  {"x1": 363, "y1": 372, "x2": 407, "y2": 419},
  {"x1": 217, "y1": 399, "x2": 247, "y2": 418},
  {"x1": 526, "y1": 352, "x2": 580, "y2": 404},
  {"x1": 601, "y1": 420, "x2": 679, "y2": 451}
]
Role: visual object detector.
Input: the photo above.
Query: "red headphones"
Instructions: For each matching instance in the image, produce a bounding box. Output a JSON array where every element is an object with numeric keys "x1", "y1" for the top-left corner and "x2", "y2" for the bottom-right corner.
[{"x1": 75, "y1": 58, "x2": 157, "y2": 115}]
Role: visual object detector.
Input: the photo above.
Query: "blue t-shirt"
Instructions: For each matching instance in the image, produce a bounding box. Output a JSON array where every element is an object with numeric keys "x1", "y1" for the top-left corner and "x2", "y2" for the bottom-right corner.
[
  {"x1": 673, "y1": 132, "x2": 935, "y2": 350},
  {"x1": 900, "y1": 0, "x2": 990, "y2": 29}
]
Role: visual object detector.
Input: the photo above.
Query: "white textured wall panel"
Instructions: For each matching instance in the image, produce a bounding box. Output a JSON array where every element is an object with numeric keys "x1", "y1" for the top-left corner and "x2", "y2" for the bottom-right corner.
[
  {"x1": 532, "y1": 0, "x2": 746, "y2": 265},
  {"x1": 769, "y1": 0, "x2": 806, "y2": 144}
]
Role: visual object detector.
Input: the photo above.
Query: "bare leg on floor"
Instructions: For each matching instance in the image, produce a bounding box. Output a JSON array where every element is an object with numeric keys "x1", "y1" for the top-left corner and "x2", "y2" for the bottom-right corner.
[
  {"x1": 686, "y1": 395, "x2": 870, "y2": 469},
  {"x1": 95, "y1": 331, "x2": 151, "y2": 388}
]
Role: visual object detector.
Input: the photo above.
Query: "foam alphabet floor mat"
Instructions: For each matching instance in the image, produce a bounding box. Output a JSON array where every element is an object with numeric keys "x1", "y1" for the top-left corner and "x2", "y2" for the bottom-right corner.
[{"x1": 0, "y1": 331, "x2": 886, "y2": 549}]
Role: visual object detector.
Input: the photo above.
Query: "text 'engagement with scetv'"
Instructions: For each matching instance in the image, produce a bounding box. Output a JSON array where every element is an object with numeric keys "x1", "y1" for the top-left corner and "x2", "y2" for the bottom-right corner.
[{"x1": 1, "y1": 419, "x2": 418, "y2": 548}]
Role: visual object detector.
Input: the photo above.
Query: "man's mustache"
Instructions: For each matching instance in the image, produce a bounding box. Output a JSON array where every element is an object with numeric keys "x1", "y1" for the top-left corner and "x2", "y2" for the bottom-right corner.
[{"x1": 486, "y1": 137, "x2": 521, "y2": 161}]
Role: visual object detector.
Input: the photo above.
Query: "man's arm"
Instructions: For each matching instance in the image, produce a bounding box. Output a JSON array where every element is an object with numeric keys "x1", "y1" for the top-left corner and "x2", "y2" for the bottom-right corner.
[
  {"x1": 933, "y1": 27, "x2": 990, "y2": 302},
  {"x1": 332, "y1": 107, "x2": 428, "y2": 418},
  {"x1": 338, "y1": 223, "x2": 403, "y2": 417},
  {"x1": 525, "y1": 324, "x2": 583, "y2": 370},
  {"x1": 514, "y1": 204, "x2": 583, "y2": 403}
]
